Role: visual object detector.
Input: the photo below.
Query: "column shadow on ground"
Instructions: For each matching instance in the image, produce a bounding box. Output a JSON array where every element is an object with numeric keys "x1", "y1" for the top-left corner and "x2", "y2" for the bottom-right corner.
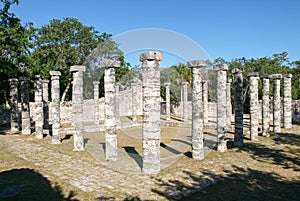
[{"x1": 123, "y1": 146, "x2": 142, "y2": 170}]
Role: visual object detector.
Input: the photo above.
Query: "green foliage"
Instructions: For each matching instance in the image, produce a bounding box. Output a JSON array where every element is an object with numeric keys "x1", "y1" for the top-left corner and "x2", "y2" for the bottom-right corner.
[{"x1": 0, "y1": 0, "x2": 33, "y2": 104}]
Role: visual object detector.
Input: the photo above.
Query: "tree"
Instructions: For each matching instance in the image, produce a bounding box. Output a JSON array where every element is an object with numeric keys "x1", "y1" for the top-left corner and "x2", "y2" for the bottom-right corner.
[
  {"x1": 30, "y1": 17, "x2": 111, "y2": 101},
  {"x1": 0, "y1": 0, "x2": 33, "y2": 104}
]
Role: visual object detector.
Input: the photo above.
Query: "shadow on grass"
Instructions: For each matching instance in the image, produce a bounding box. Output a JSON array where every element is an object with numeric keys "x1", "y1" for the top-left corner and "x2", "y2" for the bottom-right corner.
[
  {"x1": 239, "y1": 132, "x2": 300, "y2": 171},
  {"x1": 151, "y1": 166, "x2": 300, "y2": 201},
  {"x1": 0, "y1": 168, "x2": 78, "y2": 201}
]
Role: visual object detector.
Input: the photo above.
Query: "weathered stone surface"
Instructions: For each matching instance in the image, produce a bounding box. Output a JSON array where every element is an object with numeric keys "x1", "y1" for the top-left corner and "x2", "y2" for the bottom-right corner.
[
  {"x1": 226, "y1": 78, "x2": 232, "y2": 127},
  {"x1": 139, "y1": 51, "x2": 162, "y2": 62},
  {"x1": 115, "y1": 84, "x2": 120, "y2": 125},
  {"x1": 187, "y1": 60, "x2": 207, "y2": 68},
  {"x1": 164, "y1": 83, "x2": 171, "y2": 121},
  {"x1": 19, "y1": 77, "x2": 31, "y2": 135},
  {"x1": 34, "y1": 75, "x2": 44, "y2": 139},
  {"x1": 93, "y1": 81, "x2": 100, "y2": 125},
  {"x1": 261, "y1": 75, "x2": 270, "y2": 137},
  {"x1": 232, "y1": 68, "x2": 243, "y2": 147},
  {"x1": 182, "y1": 82, "x2": 189, "y2": 122},
  {"x1": 100, "y1": 60, "x2": 121, "y2": 68},
  {"x1": 9, "y1": 78, "x2": 19, "y2": 133},
  {"x1": 273, "y1": 75, "x2": 282, "y2": 133},
  {"x1": 50, "y1": 71, "x2": 61, "y2": 144},
  {"x1": 131, "y1": 83, "x2": 137, "y2": 122},
  {"x1": 283, "y1": 74, "x2": 292, "y2": 129},
  {"x1": 189, "y1": 61, "x2": 205, "y2": 160},
  {"x1": 141, "y1": 51, "x2": 161, "y2": 174},
  {"x1": 42, "y1": 80, "x2": 50, "y2": 134},
  {"x1": 202, "y1": 81, "x2": 208, "y2": 124},
  {"x1": 102, "y1": 62, "x2": 118, "y2": 161},
  {"x1": 71, "y1": 66, "x2": 85, "y2": 151},
  {"x1": 248, "y1": 72, "x2": 259, "y2": 141},
  {"x1": 214, "y1": 65, "x2": 227, "y2": 152}
]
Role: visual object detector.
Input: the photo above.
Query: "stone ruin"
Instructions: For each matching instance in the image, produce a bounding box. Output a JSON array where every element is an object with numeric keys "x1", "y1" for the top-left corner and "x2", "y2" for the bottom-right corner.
[{"x1": 4, "y1": 51, "x2": 296, "y2": 174}]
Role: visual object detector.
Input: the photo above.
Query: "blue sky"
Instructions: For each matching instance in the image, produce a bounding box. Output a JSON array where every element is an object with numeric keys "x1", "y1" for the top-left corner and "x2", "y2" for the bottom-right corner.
[{"x1": 11, "y1": 0, "x2": 300, "y2": 67}]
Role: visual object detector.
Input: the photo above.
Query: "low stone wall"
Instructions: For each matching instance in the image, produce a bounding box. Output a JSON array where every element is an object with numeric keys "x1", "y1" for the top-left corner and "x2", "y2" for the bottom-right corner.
[{"x1": 1, "y1": 99, "x2": 299, "y2": 126}]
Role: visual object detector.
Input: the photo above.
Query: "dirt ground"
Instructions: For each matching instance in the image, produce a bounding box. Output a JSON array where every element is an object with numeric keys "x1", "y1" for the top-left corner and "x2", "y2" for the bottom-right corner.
[{"x1": 0, "y1": 123, "x2": 299, "y2": 201}]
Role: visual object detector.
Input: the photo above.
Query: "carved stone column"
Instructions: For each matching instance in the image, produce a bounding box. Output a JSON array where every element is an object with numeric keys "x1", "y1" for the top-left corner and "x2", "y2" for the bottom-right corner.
[
  {"x1": 93, "y1": 81, "x2": 100, "y2": 125},
  {"x1": 272, "y1": 74, "x2": 282, "y2": 133},
  {"x1": 34, "y1": 75, "x2": 44, "y2": 139},
  {"x1": 202, "y1": 80, "x2": 208, "y2": 124},
  {"x1": 283, "y1": 74, "x2": 292, "y2": 129},
  {"x1": 50, "y1": 71, "x2": 61, "y2": 144},
  {"x1": 248, "y1": 72, "x2": 259, "y2": 141},
  {"x1": 164, "y1": 82, "x2": 171, "y2": 121},
  {"x1": 261, "y1": 75, "x2": 270, "y2": 137},
  {"x1": 20, "y1": 77, "x2": 31, "y2": 135},
  {"x1": 182, "y1": 82, "x2": 189, "y2": 122},
  {"x1": 226, "y1": 78, "x2": 232, "y2": 127},
  {"x1": 140, "y1": 51, "x2": 162, "y2": 174}
]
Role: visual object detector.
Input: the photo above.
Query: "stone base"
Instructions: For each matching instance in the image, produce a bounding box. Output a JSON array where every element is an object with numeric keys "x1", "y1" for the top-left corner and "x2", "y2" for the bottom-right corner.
[
  {"x1": 217, "y1": 141, "x2": 227, "y2": 152},
  {"x1": 21, "y1": 129, "x2": 31, "y2": 135},
  {"x1": 192, "y1": 149, "x2": 204, "y2": 160}
]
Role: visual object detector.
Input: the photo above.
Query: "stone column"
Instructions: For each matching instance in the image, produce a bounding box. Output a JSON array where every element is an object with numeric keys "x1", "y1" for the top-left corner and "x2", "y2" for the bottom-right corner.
[
  {"x1": 115, "y1": 84, "x2": 120, "y2": 125},
  {"x1": 226, "y1": 78, "x2": 232, "y2": 127},
  {"x1": 188, "y1": 60, "x2": 206, "y2": 160},
  {"x1": 232, "y1": 68, "x2": 244, "y2": 147},
  {"x1": 202, "y1": 80, "x2": 208, "y2": 124},
  {"x1": 131, "y1": 83, "x2": 137, "y2": 122},
  {"x1": 34, "y1": 75, "x2": 44, "y2": 139},
  {"x1": 248, "y1": 72, "x2": 260, "y2": 141},
  {"x1": 50, "y1": 71, "x2": 61, "y2": 144},
  {"x1": 71, "y1": 66, "x2": 86, "y2": 151},
  {"x1": 140, "y1": 51, "x2": 162, "y2": 174},
  {"x1": 214, "y1": 64, "x2": 228, "y2": 152},
  {"x1": 42, "y1": 80, "x2": 50, "y2": 134},
  {"x1": 93, "y1": 81, "x2": 100, "y2": 125},
  {"x1": 164, "y1": 82, "x2": 171, "y2": 121},
  {"x1": 283, "y1": 74, "x2": 292, "y2": 129},
  {"x1": 19, "y1": 77, "x2": 31, "y2": 135},
  {"x1": 182, "y1": 82, "x2": 189, "y2": 122},
  {"x1": 9, "y1": 78, "x2": 19, "y2": 133},
  {"x1": 100, "y1": 60, "x2": 120, "y2": 161},
  {"x1": 261, "y1": 75, "x2": 270, "y2": 137},
  {"x1": 272, "y1": 74, "x2": 282, "y2": 133}
]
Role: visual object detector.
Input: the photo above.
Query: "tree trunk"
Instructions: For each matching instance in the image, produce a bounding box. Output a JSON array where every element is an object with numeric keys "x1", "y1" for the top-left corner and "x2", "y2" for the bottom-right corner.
[{"x1": 61, "y1": 76, "x2": 72, "y2": 102}]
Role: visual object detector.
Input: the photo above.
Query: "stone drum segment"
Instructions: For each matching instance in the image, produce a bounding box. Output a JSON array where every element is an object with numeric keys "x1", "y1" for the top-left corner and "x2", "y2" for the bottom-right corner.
[
  {"x1": 261, "y1": 75, "x2": 270, "y2": 137},
  {"x1": 34, "y1": 75, "x2": 44, "y2": 139},
  {"x1": 248, "y1": 72, "x2": 259, "y2": 141},
  {"x1": 214, "y1": 64, "x2": 228, "y2": 152},
  {"x1": 140, "y1": 51, "x2": 162, "y2": 174},
  {"x1": 50, "y1": 71, "x2": 62, "y2": 144},
  {"x1": 232, "y1": 68, "x2": 244, "y2": 147},
  {"x1": 71, "y1": 66, "x2": 86, "y2": 151},
  {"x1": 272, "y1": 74, "x2": 282, "y2": 133},
  {"x1": 9, "y1": 78, "x2": 20, "y2": 133},
  {"x1": 100, "y1": 60, "x2": 120, "y2": 161},
  {"x1": 283, "y1": 74, "x2": 292, "y2": 129},
  {"x1": 20, "y1": 77, "x2": 31, "y2": 135},
  {"x1": 188, "y1": 60, "x2": 206, "y2": 160}
]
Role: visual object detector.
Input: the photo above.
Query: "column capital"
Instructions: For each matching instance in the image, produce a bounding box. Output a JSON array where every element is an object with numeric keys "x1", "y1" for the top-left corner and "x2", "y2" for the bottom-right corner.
[
  {"x1": 43, "y1": 79, "x2": 49, "y2": 84},
  {"x1": 270, "y1": 74, "x2": 282, "y2": 79},
  {"x1": 93, "y1": 81, "x2": 100, "y2": 85},
  {"x1": 247, "y1": 72, "x2": 259, "y2": 78},
  {"x1": 9, "y1": 78, "x2": 18, "y2": 82},
  {"x1": 100, "y1": 60, "x2": 120, "y2": 68},
  {"x1": 283, "y1": 74, "x2": 293, "y2": 78},
  {"x1": 232, "y1": 68, "x2": 242, "y2": 74},
  {"x1": 19, "y1": 77, "x2": 29, "y2": 81},
  {"x1": 34, "y1": 75, "x2": 43, "y2": 80},
  {"x1": 182, "y1": 81, "x2": 189, "y2": 86},
  {"x1": 50, "y1": 71, "x2": 61, "y2": 76},
  {"x1": 214, "y1": 64, "x2": 228, "y2": 71},
  {"x1": 260, "y1": 74, "x2": 271, "y2": 79},
  {"x1": 70, "y1": 65, "x2": 86, "y2": 72},
  {"x1": 187, "y1": 60, "x2": 207, "y2": 68},
  {"x1": 164, "y1": 82, "x2": 171, "y2": 87},
  {"x1": 139, "y1": 51, "x2": 162, "y2": 62}
]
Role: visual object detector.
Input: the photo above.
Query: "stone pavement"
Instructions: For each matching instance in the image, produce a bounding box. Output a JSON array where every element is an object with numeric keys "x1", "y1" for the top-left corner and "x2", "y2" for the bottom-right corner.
[{"x1": 0, "y1": 125, "x2": 230, "y2": 201}]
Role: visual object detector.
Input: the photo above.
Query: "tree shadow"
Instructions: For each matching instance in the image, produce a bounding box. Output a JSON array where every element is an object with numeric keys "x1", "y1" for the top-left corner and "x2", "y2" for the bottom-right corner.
[
  {"x1": 151, "y1": 165, "x2": 300, "y2": 201},
  {"x1": 0, "y1": 168, "x2": 78, "y2": 201},
  {"x1": 239, "y1": 132, "x2": 300, "y2": 171}
]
